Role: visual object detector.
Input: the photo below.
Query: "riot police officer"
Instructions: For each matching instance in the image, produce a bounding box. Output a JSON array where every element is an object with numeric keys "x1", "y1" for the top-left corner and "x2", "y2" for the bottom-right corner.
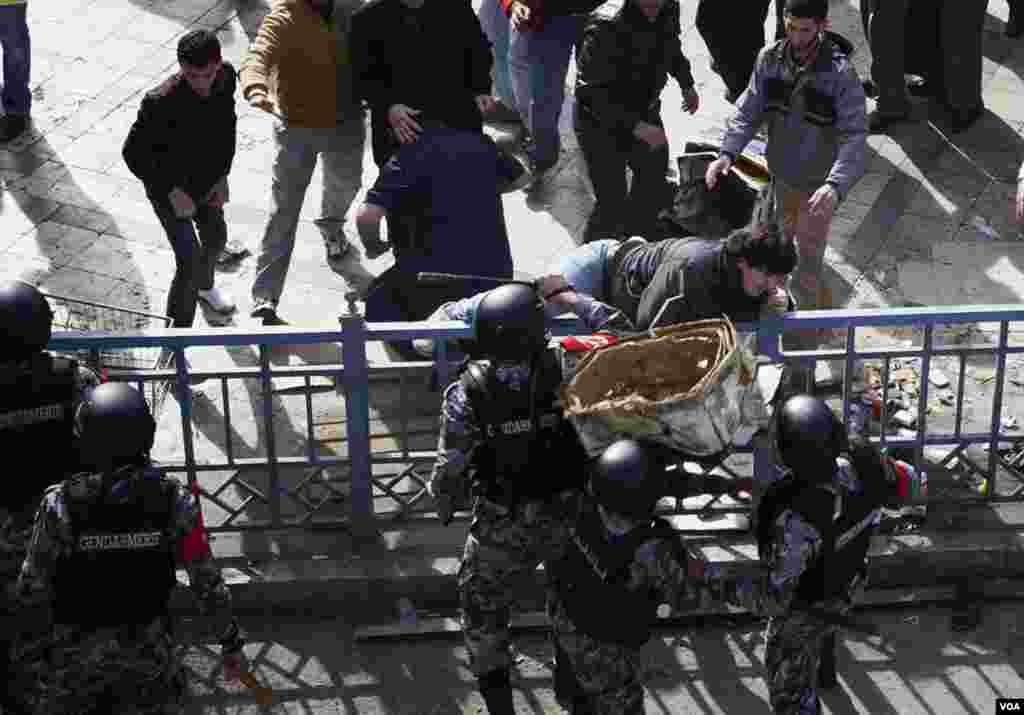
[
  {"x1": 0, "y1": 280, "x2": 100, "y2": 713},
  {"x1": 546, "y1": 439, "x2": 715, "y2": 714},
  {"x1": 428, "y1": 281, "x2": 605, "y2": 715},
  {"x1": 16, "y1": 383, "x2": 244, "y2": 714},
  {"x1": 753, "y1": 394, "x2": 888, "y2": 714}
]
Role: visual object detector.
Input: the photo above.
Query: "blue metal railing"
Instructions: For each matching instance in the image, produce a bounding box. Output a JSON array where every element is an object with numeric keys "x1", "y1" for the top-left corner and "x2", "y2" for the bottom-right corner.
[{"x1": 48, "y1": 303, "x2": 1024, "y2": 537}]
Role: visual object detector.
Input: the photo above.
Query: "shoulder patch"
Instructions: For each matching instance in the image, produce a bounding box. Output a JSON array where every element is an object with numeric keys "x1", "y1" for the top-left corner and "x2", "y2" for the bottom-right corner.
[{"x1": 149, "y1": 73, "x2": 182, "y2": 98}]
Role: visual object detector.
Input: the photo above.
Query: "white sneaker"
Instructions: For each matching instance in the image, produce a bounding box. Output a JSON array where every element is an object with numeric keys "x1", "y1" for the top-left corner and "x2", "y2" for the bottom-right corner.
[{"x1": 198, "y1": 286, "x2": 236, "y2": 314}]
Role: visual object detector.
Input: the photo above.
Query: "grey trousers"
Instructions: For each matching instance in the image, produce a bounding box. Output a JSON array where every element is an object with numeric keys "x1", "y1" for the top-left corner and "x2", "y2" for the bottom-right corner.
[
  {"x1": 251, "y1": 115, "x2": 366, "y2": 306},
  {"x1": 862, "y1": 0, "x2": 912, "y2": 116}
]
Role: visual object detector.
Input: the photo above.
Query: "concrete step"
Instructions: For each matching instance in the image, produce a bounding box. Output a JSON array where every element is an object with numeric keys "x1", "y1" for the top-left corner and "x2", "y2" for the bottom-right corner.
[{"x1": 172, "y1": 505, "x2": 1024, "y2": 625}]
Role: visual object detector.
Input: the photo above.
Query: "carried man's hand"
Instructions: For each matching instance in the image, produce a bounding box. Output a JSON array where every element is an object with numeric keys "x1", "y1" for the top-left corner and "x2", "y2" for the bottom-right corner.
[
  {"x1": 388, "y1": 104, "x2": 423, "y2": 144},
  {"x1": 633, "y1": 121, "x2": 668, "y2": 149},
  {"x1": 704, "y1": 155, "x2": 732, "y2": 190},
  {"x1": 537, "y1": 273, "x2": 573, "y2": 301},
  {"x1": 509, "y1": 1, "x2": 532, "y2": 31},
  {"x1": 682, "y1": 86, "x2": 700, "y2": 115},
  {"x1": 808, "y1": 183, "x2": 839, "y2": 219},
  {"x1": 168, "y1": 187, "x2": 196, "y2": 219},
  {"x1": 475, "y1": 94, "x2": 497, "y2": 116}
]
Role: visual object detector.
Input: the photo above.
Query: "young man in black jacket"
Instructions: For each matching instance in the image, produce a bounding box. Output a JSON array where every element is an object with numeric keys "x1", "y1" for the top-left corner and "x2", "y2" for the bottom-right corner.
[
  {"x1": 574, "y1": 0, "x2": 700, "y2": 243},
  {"x1": 122, "y1": 29, "x2": 237, "y2": 329}
]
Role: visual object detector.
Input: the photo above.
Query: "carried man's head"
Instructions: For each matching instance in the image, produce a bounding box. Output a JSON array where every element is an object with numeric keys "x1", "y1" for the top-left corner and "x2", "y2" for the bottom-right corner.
[
  {"x1": 725, "y1": 225, "x2": 798, "y2": 300},
  {"x1": 177, "y1": 29, "x2": 223, "y2": 98}
]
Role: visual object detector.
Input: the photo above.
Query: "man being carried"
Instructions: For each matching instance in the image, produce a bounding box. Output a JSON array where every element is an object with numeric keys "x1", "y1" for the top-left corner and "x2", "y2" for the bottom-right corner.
[{"x1": 414, "y1": 225, "x2": 797, "y2": 357}]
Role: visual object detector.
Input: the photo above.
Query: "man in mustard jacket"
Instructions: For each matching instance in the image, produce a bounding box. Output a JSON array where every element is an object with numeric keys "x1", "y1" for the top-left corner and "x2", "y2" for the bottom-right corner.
[{"x1": 241, "y1": 0, "x2": 367, "y2": 325}]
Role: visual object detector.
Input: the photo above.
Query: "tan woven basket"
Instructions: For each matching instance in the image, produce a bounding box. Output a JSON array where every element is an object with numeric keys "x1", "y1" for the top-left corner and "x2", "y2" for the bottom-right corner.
[{"x1": 562, "y1": 318, "x2": 767, "y2": 457}]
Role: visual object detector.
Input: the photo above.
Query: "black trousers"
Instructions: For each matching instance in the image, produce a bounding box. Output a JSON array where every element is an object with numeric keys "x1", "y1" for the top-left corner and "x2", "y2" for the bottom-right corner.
[
  {"x1": 697, "y1": 0, "x2": 774, "y2": 99},
  {"x1": 576, "y1": 110, "x2": 671, "y2": 243}
]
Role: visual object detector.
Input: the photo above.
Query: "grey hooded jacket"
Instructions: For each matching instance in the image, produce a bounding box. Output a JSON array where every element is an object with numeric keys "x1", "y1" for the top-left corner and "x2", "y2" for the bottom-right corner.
[{"x1": 720, "y1": 32, "x2": 867, "y2": 199}]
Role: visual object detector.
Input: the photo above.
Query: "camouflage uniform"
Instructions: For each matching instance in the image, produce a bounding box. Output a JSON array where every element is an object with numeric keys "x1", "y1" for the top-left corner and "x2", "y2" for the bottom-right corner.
[
  {"x1": 546, "y1": 495, "x2": 707, "y2": 714},
  {"x1": 735, "y1": 457, "x2": 881, "y2": 715},
  {"x1": 16, "y1": 464, "x2": 239, "y2": 714},
  {"x1": 429, "y1": 309, "x2": 618, "y2": 679},
  {"x1": 0, "y1": 358, "x2": 99, "y2": 713}
]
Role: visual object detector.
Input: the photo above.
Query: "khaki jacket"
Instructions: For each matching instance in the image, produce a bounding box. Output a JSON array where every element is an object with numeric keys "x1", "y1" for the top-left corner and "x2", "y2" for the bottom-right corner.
[{"x1": 239, "y1": 0, "x2": 358, "y2": 127}]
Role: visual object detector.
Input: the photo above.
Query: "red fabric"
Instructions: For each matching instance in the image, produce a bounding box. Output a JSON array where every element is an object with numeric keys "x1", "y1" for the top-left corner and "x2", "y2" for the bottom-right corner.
[
  {"x1": 178, "y1": 479, "x2": 211, "y2": 562},
  {"x1": 558, "y1": 333, "x2": 619, "y2": 352}
]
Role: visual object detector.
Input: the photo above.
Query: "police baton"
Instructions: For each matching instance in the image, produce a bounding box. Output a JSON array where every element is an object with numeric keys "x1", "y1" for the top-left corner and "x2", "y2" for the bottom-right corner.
[{"x1": 415, "y1": 272, "x2": 536, "y2": 288}]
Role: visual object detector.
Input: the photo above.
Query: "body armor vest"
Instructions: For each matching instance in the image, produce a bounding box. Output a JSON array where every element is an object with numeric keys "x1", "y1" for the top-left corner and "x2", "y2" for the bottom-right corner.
[
  {"x1": 461, "y1": 349, "x2": 585, "y2": 502},
  {"x1": 550, "y1": 499, "x2": 680, "y2": 648},
  {"x1": 757, "y1": 461, "x2": 882, "y2": 606},
  {"x1": 54, "y1": 467, "x2": 177, "y2": 629},
  {"x1": 0, "y1": 353, "x2": 77, "y2": 512}
]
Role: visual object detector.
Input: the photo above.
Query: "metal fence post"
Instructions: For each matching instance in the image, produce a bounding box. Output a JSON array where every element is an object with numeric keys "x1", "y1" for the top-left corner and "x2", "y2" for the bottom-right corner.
[{"x1": 340, "y1": 303, "x2": 376, "y2": 541}]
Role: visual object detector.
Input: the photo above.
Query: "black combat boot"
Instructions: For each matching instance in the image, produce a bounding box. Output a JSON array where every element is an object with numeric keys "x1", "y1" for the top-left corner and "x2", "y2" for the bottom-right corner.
[{"x1": 478, "y1": 668, "x2": 515, "y2": 715}]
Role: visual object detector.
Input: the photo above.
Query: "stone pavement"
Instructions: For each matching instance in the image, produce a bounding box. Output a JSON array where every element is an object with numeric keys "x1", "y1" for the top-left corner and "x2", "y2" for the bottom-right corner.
[{"x1": 180, "y1": 601, "x2": 1024, "y2": 713}]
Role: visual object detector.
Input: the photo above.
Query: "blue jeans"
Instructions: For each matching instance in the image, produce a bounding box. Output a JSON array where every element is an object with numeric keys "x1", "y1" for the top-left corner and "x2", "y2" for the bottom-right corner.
[
  {"x1": 0, "y1": 4, "x2": 31, "y2": 116},
  {"x1": 435, "y1": 238, "x2": 622, "y2": 324},
  {"x1": 509, "y1": 14, "x2": 582, "y2": 168},
  {"x1": 153, "y1": 201, "x2": 227, "y2": 328},
  {"x1": 479, "y1": 0, "x2": 514, "y2": 107}
]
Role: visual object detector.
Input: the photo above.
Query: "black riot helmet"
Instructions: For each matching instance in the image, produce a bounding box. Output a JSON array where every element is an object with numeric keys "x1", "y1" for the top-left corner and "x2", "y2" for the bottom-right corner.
[
  {"x1": 590, "y1": 439, "x2": 670, "y2": 520},
  {"x1": 473, "y1": 283, "x2": 547, "y2": 361},
  {"x1": 75, "y1": 383, "x2": 156, "y2": 470},
  {"x1": 775, "y1": 394, "x2": 845, "y2": 483},
  {"x1": 0, "y1": 280, "x2": 53, "y2": 362}
]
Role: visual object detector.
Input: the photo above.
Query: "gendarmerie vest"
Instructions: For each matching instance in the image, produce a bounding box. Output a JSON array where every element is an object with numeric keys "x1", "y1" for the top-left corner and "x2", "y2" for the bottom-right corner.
[
  {"x1": 54, "y1": 468, "x2": 177, "y2": 628},
  {"x1": 460, "y1": 349, "x2": 585, "y2": 503},
  {"x1": 0, "y1": 353, "x2": 78, "y2": 511},
  {"x1": 549, "y1": 498, "x2": 682, "y2": 648}
]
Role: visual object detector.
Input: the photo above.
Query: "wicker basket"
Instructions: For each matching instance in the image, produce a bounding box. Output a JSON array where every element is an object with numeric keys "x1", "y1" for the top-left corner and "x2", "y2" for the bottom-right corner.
[{"x1": 561, "y1": 318, "x2": 769, "y2": 457}]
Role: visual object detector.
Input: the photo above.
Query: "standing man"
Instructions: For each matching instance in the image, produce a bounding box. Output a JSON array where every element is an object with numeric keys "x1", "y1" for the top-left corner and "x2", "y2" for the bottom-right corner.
[
  {"x1": 503, "y1": 0, "x2": 602, "y2": 178},
  {"x1": 428, "y1": 282, "x2": 615, "y2": 714},
  {"x1": 0, "y1": 0, "x2": 30, "y2": 141},
  {"x1": 242, "y1": 0, "x2": 366, "y2": 326},
  {"x1": 351, "y1": 0, "x2": 495, "y2": 255},
  {"x1": 861, "y1": 0, "x2": 913, "y2": 132},
  {"x1": 16, "y1": 383, "x2": 245, "y2": 714},
  {"x1": 0, "y1": 281, "x2": 100, "y2": 713},
  {"x1": 575, "y1": 0, "x2": 700, "y2": 243},
  {"x1": 750, "y1": 395, "x2": 888, "y2": 714},
  {"x1": 706, "y1": 0, "x2": 866, "y2": 319},
  {"x1": 123, "y1": 29, "x2": 238, "y2": 329}
]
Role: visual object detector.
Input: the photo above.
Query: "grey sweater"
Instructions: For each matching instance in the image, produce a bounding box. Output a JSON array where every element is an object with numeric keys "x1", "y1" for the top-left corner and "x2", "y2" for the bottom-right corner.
[{"x1": 720, "y1": 34, "x2": 867, "y2": 199}]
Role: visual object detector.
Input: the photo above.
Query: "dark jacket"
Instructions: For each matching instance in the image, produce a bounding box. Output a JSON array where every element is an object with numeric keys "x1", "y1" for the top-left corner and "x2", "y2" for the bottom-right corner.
[
  {"x1": 122, "y1": 64, "x2": 237, "y2": 206},
  {"x1": 351, "y1": 0, "x2": 492, "y2": 166},
  {"x1": 575, "y1": 0, "x2": 693, "y2": 134},
  {"x1": 607, "y1": 238, "x2": 790, "y2": 330}
]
